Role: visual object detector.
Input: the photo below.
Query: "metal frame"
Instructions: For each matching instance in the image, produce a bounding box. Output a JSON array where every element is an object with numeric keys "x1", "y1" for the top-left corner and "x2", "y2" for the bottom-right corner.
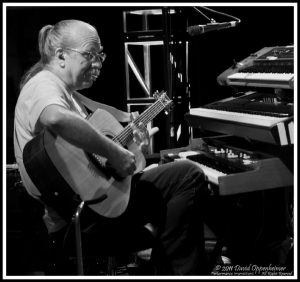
[{"x1": 123, "y1": 8, "x2": 189, "y2": 150}]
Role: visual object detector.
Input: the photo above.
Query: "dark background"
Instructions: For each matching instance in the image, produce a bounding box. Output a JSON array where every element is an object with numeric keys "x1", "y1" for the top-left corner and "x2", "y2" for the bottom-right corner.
[{"x1": 5, "y1": 5, "x2": 294, "y2": 163}]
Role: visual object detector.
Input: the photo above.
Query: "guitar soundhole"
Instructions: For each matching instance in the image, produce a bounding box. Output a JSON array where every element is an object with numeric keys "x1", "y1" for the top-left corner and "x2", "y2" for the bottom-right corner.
[
  {"x1": 86, "y1": 152, "x2": 110, "y2": 178},
  {"x1": 86, "y1": 152, "x2": 124, "y2": 181},
  {"x1": 87, "y1": 163, "x2": 101, "y2": 177}
]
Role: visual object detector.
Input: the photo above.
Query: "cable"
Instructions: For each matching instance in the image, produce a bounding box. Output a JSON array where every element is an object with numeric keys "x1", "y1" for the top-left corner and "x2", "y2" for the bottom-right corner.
[
  {"x1": 192, "y1": 7, "x2": 211, "y2": 22},
  {"x1": 193, "y1": 6, "x2": 241, "y2": 24}
]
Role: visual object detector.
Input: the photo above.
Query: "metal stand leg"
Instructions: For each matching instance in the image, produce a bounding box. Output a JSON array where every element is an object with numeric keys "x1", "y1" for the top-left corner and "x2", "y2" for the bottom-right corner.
[{"x1": 73, "y1": 201, "x2": 85, "y2": 275}]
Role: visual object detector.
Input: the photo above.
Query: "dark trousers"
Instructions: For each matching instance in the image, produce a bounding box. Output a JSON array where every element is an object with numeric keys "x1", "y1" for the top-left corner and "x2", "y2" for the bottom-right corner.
[
  {"x1": 50, "y1": 161, "x2": 293, "y2": 275},
  {"x1": 61, "y1": 160, "x2": 208, "y2": 275}
]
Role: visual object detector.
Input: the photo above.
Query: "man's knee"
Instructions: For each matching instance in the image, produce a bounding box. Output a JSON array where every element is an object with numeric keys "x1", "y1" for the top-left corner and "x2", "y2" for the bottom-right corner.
[
  {"x1": 173, "y1": 160, "x2": 206, "y2": 193},
  {"x1": 182, "y1": 160, "x2": 205, "y2": 181}
]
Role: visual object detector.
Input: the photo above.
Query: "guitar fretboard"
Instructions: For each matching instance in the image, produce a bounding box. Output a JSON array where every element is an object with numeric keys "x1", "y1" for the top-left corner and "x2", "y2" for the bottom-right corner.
[{"x1": 113, "y1": 95, "x2": 169, "y2": 146}]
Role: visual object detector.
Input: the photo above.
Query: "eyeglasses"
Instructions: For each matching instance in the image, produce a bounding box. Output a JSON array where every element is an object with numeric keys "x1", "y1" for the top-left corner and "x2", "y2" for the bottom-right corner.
[{"x1": 64, "y1": 48, "x2": 106, "y2": 63}]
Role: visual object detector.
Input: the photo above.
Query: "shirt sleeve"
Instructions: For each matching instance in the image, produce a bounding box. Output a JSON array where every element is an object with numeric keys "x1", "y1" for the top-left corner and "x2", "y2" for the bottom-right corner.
[{"x1": 26, "y1": 79, "x2": 71, "y2": 133}]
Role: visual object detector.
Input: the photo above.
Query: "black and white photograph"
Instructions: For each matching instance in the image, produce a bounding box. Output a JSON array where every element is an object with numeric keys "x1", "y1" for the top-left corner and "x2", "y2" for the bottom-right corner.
[{"x1": 3, "y1": 2, "x2": 297, "y2": 279}]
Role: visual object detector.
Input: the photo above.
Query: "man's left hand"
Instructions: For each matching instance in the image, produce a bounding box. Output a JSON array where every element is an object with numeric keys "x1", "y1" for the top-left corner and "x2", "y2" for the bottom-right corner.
[{"x1": 131, "y1": 122, "x2": 159, "y2": 154}]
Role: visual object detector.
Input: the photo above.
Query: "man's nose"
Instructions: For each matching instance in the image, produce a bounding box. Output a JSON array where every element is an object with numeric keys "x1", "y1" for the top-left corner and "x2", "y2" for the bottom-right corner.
[{"x1": 91, "y1": 60, "x2": 102, "y2": 69}]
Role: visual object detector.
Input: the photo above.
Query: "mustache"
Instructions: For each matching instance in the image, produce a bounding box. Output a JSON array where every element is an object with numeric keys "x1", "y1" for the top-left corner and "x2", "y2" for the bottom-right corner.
[
  {"x1": 85, "y1": 68, "x2": 100, "y2": 80},
  {"x1": 90, "y1": 68, "x2": 100, "y2": 77}
]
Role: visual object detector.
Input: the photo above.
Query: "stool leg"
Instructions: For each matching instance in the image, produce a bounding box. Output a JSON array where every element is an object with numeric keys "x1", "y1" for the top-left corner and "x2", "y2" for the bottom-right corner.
[
  {"x1": 73, "y1": 201, "x2": 85, "y2": 275},
  {"x1": 107, "y1": 256, "x2": 117, "y2": 275}
]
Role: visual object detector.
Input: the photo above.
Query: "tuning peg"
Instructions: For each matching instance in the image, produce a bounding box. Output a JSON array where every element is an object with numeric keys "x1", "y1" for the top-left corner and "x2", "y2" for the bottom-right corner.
[{"x1": 153, "y1": 90, "x2": 160, "y2": 99}]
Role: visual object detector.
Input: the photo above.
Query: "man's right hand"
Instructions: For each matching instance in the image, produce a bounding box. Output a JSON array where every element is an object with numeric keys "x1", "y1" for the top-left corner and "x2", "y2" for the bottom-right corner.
[{"x1": 107, "y1": 146, "x2": 137, "y2": 179}]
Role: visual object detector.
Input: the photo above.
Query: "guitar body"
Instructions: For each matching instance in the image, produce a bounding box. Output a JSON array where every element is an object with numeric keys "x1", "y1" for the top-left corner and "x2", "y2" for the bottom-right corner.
[
  {"x1": 25, "y1": 109, "x2": 145, "y2": 218},
  {"x1": 23, "y1": 92, "x2": 171, "y2": 218}
]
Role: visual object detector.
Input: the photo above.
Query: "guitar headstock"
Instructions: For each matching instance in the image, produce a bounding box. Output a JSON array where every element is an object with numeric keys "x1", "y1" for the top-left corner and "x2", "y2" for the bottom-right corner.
[{"x1": 153, "y1": 91, "x2": 173, "y2": 113}]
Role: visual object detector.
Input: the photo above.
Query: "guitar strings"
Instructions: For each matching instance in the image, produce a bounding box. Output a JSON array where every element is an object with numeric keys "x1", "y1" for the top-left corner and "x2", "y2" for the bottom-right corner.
[
  {"x1": 91, "y1": 95, "x2": 169, "y2": 164},
  {"x1": 113, "y1": 97, "x2": 168, "y2": 146},
  {"x1": 114, "y1": 98, "x2": 165, "y2": 145},
  {"x1": 114, "y1": 100, "x2": 162, "y2": 145}
]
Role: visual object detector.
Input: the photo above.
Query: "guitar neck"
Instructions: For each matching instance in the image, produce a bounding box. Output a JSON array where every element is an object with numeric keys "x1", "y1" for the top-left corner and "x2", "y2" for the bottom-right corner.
[{"x1": 113, "y1": 98, "x2": 167, "y2": 147}]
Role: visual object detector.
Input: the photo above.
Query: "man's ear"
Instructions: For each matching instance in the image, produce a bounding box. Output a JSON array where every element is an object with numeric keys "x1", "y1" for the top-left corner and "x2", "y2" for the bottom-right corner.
[
  {"x1": 55, "y1": 48, "x2": 65, "y2": 60},
  {"x1": 55, "y1": 48, "x2": 65, "y2": 67}
]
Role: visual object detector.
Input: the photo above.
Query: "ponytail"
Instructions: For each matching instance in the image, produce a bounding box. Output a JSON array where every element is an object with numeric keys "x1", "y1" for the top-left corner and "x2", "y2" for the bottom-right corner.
[
  {"x1": 38, "y1": 25, "x2": 53, "y2": 64},
  {"x1": 19, "y1": 25, "x2": 54, "y2": 90}
]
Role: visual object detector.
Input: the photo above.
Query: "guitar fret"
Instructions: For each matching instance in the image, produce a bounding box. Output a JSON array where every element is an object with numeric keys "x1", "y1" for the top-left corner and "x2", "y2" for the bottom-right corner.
[{"x1": 113, "y1": 95, "x2": 168, "y2": 147}]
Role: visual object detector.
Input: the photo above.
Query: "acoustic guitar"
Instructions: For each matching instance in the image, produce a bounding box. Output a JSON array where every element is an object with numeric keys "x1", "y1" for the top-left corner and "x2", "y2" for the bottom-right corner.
[{"x1": 23, "y1": 91, "x2": 172, "y2": 218}]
